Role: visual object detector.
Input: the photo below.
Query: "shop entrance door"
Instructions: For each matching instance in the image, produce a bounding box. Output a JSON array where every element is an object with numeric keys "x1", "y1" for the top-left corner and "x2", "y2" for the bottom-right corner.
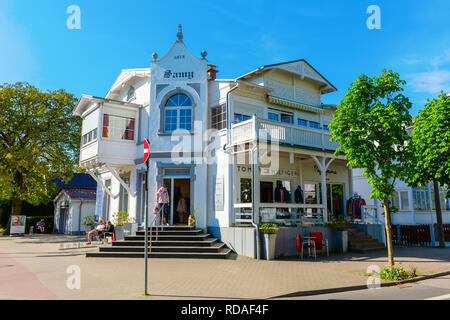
[
  {"x1": 162, "y1": 178, "x2": 191, "y2": 225},
  {"x1": 328, "y1": 184, "x2": 344, "y2": 217}
]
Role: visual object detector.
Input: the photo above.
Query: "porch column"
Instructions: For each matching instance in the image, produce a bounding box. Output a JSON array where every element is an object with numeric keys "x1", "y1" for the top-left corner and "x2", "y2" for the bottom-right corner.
[
  {"x1": 348, "y1": 165, "x2": 353, "y2": 198},
  {"x1": 312, "y1": 156, "x2": 335, "y2": 223}
]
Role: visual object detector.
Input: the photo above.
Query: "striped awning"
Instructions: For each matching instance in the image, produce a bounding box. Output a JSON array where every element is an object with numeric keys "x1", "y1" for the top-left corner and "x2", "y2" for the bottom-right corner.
[{"x1": 267, "y1": 95, "x2": 324, "y2": 114}]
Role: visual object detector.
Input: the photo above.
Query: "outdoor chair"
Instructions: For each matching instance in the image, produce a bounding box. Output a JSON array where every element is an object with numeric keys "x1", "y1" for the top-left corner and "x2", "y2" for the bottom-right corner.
[
  {"x1": 310, "y1": 232, "x2": 329, "y2": 257},
  {"x1": 296, "y1": 233, "x2": 316, "y2": 260}
]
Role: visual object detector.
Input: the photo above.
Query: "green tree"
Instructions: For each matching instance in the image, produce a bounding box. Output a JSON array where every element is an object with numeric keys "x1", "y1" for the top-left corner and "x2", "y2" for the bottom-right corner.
[
  {"x1": 329, "y1": 70, "x2": 413, "y2": 267},
  {"x1": 407, "y1": 92, "x2": 450, "y2": 248},
  {"x1": 0, "y1": 82, "x2": 81, "y2": 232}
]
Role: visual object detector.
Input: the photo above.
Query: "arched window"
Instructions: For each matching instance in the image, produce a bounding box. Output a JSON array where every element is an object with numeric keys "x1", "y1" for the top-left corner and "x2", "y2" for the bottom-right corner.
[
  {"x1": 164, "y1": 93, "x2": 192, "y2": 132},
  {"x1": 127, "y1": 86, "x2": 136, "y2": 102}
]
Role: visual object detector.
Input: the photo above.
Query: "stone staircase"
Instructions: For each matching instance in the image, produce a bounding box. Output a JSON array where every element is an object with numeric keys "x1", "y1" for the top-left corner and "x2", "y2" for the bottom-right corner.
[
  {"x1": 86, "y1": 225, "x2": 232, "y2": 259},
  {"x1": 348, "y1": 226, "x2": 386, "y2": 253}
]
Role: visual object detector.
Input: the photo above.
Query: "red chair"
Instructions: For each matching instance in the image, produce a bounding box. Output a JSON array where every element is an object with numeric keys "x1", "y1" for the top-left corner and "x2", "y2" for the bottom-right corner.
[{"x1": 310, "y1": 232, "x2": 329, "y2": 257}]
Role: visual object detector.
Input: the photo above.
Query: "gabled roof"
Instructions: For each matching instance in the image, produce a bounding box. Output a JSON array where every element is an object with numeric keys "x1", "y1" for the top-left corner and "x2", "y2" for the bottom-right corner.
[
  {"x1": 73, "y1": 94, "x2": 143, "y2": 116},
  {"x1": 55, "y1": 187, "x2": 97, "y2": 201},
  {"x1": 236, "y1": 59, "x2": 337, "y2": 94},
  {"x1": 106, "y1": 68, "x2": 151, "y2": 99},
  {"x1": 53, "y1": 173, "x2": 97, "y2": 190}
]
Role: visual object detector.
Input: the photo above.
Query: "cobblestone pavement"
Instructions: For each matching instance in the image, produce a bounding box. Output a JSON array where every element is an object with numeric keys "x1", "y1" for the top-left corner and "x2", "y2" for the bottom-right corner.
[{"x1": 0, "y1": 235, "x2": 449, "y2": 300}]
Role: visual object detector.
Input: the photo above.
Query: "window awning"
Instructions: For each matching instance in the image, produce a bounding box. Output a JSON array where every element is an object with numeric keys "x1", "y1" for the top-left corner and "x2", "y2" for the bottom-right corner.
[{"x1": 267, "y1": 95, "x2": 324, "y2": 114}]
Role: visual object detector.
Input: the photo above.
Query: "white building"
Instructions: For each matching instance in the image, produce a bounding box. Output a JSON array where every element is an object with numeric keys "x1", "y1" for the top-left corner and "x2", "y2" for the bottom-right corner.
[{"x1": 73, "y1": 26, "x2": 357, "y2": 256}]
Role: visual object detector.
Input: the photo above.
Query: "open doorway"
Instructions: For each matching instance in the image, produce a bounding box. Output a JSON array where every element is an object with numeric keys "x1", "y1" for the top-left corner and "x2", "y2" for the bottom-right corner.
[{"x1": 163, "y1": 178, "x2": 191, "y2": 225}]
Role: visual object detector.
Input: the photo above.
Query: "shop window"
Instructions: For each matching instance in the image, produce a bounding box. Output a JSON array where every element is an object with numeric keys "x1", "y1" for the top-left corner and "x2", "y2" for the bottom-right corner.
[
  {"x1": 164, "y1": 93, "x2": 192, "y2": 132},
  {"x1": 234, "y1": 113, "x2": 251, "y2": 123},
  {"x1": 304, "y1": 184, "x2": 318, "y2": 204},
  {"x1": 240, "y1": 178, "x2": 252, "y2": 203},
  {"x1": 120, "y1": 175, "x2": 130, "y2": 213},
  {"x1": 260, "y1": 181, "x2": 274, "y2": 203},
  {"x1": 102, "y1": 114, "x2": 135, "y2": 140},
  {"x1": 211, "y1": 105, "x2": 226, "y2": 130}
]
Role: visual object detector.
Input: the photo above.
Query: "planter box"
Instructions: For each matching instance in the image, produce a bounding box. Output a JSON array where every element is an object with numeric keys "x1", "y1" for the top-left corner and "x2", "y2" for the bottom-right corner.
[
  {"x1": 123, "y1": 223, "x2": 137, "y2": 236},
  {"x1": 334, "y1": 230, "x2": 348, "y2": 253},
  {"x1": 115, "y1": 226, "x2": 124, "y2": 241},
  {"x1": 262, "y1": 233, "x2": 277, "y2": 260}
]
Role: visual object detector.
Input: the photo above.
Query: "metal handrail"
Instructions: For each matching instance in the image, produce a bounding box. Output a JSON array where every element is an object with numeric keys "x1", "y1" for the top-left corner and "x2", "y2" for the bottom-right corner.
[{"x1": 148, "y1": 205, "x2": 164, "y2": 253}]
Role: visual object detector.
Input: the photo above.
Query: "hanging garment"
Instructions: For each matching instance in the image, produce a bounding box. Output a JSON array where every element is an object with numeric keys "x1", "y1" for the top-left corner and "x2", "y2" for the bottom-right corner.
[
  {"x1": 157, "y1": 187, "x2": 170, "y2": 204},
  {"x1": 275, "y1": 186, "x2": 284, "y2": 203},
  {"x1": 294, "y1": 186, "x2": 304, "y2": 203},
  {"x1": 283, "y1": 187, "x2": 291, "y2": 203}
]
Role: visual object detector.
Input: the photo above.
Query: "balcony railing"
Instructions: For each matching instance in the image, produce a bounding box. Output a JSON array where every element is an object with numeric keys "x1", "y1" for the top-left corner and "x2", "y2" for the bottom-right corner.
[
  {"x1": 234, "y1": 203, "x2": 326, "y2": 227},
  {"x1": 231, "y1": 118, "x2": 339, "y2": 151},
  {"x1": 79, "y1": 137, "x2": 137, "y2": 167}
]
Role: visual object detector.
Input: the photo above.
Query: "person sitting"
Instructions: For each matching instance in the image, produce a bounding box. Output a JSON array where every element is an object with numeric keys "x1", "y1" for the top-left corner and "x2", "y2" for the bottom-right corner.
[
  {"x1": 36, "y1": 219, "x2": 46, "y2": 233},
  {"x1": 100, "y1": 221, "x2": 115, "y2": 244},
  {"x1": 86, "y1": 219, "x2": 106, "y2": 244}
]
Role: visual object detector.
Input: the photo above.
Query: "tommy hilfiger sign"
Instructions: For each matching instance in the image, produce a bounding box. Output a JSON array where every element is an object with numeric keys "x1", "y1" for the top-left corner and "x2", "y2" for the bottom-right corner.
[{"x1": 164, "y1": 70, "x2": 194, "y2": 79}]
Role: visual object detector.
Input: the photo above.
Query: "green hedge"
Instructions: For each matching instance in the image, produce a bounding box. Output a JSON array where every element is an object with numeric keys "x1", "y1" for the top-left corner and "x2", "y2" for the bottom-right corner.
[{"x1": 26, "y1": 216, "x2": 54, "y2": 233}]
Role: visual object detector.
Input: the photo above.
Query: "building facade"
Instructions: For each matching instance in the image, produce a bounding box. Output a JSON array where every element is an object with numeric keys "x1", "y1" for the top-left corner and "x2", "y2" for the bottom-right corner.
[{"x1": 73, "y1": 26, "x2": 356, "y2": 255}]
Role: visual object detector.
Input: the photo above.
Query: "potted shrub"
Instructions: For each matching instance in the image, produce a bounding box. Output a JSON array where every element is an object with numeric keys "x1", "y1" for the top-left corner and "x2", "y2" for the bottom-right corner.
[
  {"x1": 260, "y1": 223, "x2": 279, "y2": 260},
  {"x1": 81, "y1": 215, "x2": 96, "y2": 233},
  {"x1": 329, "y1": 215, "x2": 349, "y2": 253},
  {"x1": 112, "y1": 211, "x2": 129, "y2": 241}
]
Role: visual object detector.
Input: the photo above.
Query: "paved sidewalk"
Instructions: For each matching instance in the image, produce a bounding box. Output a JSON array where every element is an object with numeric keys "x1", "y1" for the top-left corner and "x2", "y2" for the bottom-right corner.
[{"x1": 0, "y1": 235, "x2": 449, "y2": 300}]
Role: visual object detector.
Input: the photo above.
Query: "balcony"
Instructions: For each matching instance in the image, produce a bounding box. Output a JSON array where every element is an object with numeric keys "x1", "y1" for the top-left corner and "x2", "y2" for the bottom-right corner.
[
  {"x1": 231, "y1": 117, "x2": 339, "y2": 151},
  {"x1": 80, "y1": 138, "x2": 137, "y2": 168}
]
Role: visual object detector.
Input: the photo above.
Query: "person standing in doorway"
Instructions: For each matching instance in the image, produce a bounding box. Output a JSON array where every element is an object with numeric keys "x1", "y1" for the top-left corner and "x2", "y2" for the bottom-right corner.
[
  {"x1": 157, "y1": 186, "x2": 170, "y2": 225},
  {"x1": 177, "y1": 195, "x2": 187, "y2": 224}
]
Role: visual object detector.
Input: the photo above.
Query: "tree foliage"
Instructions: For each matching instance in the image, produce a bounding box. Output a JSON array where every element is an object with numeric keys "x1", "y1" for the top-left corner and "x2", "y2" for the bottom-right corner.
[
  {"x1": 329, "y1": 69, "x2": 413, "y2": 267},
  {"x1": 408, "y1": 92, "x2": 450, "y2": 187},
  {"x1": 0, "y1": 82, "x2": 81, "y2": 215}
]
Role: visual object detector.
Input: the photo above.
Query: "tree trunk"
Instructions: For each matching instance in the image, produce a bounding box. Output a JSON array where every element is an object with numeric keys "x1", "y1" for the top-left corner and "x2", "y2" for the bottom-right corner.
[
  {"x1": 4, "y1": 196, "x2": 22, "y2": 236},
  {"x1": 383, "y1": 198, "x2": 395, "y2": 267},
  {"x1": 433, "y1": 180, "x2": 446, "y2": 248}
]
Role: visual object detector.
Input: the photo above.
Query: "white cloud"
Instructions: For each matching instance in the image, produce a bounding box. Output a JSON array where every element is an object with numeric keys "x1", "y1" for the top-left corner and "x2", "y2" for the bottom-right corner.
[
  {"x1": 408, "y1": 69, "x2": 450, "y2": 94},
  {"x1": 407, "y1": 50, "x2": 450, "y2": 94}
]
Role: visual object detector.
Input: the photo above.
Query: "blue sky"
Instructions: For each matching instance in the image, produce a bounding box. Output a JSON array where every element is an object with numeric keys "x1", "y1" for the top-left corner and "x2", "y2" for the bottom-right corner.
[{"x1": 1, "y1": 0, "x2": 449, "y2": 115}]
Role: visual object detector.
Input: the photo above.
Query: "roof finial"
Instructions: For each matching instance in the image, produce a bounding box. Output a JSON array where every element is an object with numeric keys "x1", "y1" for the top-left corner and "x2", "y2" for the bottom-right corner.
[{"x1": 177, "y1": 24, "x2": 183, "y2": 42}]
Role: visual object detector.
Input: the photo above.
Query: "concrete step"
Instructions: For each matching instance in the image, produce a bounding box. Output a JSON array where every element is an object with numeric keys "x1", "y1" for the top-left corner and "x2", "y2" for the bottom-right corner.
[
  {"x1": 112, "y1": 238, "x2": 219, "y2": 247},
  {"x1": 124, "y1": 234, "x2": 211, "y2": 241},
  {"x1": 86, "y1": 248, "x2": 232, "y2": 259},
  {"x1": 135, "y1": 229, "x2": 202, "y2": 236},
  {"x1": 100, "y1": 243, "x2": 225, "y2": 253},
  {"x1": 140, "y1": 226, "x2": 195, "y2": 231}
]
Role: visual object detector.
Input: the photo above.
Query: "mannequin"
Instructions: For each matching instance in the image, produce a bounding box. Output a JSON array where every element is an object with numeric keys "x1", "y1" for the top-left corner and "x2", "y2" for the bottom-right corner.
[{"x1": 156, "y1": 185, "x2": 170, "y2": 225}]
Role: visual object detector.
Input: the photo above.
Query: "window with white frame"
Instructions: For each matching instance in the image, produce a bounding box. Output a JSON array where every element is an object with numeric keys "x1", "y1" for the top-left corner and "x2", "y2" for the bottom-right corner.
[
  {"x1": 82, "y1": 128, "x2": 98, "y2": 146},
  {"x1": 413, "y1": 188, "x2": 430, "y2": 211},
  {"x1": 164, "y1": 94, "x2": 192, "y2": 132},
  {"x1": 234, "y1": 113, "x2": 251, "y2": 123},
  {"x1": 309, "y1": 121, "x2": 321, "y2": 129},
  {"x1": 268, "y1": 109, "x2": 293, "y2": 124},
  {"x1": 211, "y1": 104, "x2": 226, "y2": 130},
  {"x1": 400, "y1": 191, "x2": 409, "y2": 210},
  {"x1": 102, "y1": 114, "x2": 135, "y2": 140}
]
